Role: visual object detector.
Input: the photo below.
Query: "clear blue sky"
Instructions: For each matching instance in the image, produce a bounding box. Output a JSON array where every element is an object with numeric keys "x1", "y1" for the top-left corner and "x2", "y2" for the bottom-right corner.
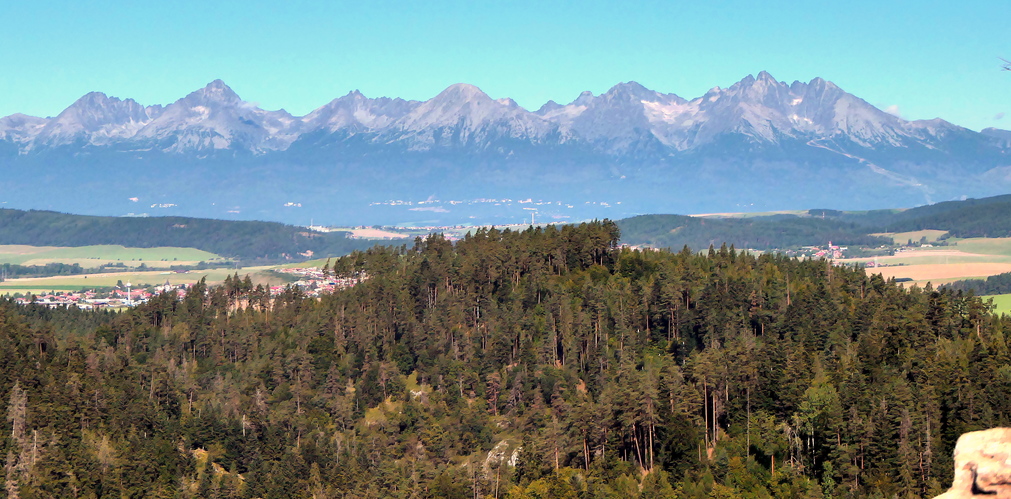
[{"x1": 2, "y1": 0, "x2": 1007, "y2": 131}]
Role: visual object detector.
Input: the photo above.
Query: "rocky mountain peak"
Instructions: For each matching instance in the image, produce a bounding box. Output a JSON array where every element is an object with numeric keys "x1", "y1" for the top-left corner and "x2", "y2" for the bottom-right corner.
[
  {"x1": 30, "y1": 90, "x2": 151, "y2": 147},
  {"x1": 534, "y1": 100, "x2": 563, "y2": 115},
  {"x1": 600, "y1": 81, "x2": 682, "y2": 106},
  {"x1": 435, "y1": 83, "x2": 491, "y2": 103},
  {"x1": 60, "y1": 91, "x2": 145, "y2": 116},
  {"x1": 571, "y1": 90, "x2": 596, "y2": 106},
  {"x1": 302, "y1": 90, "x2": 418, "y2": 133},
  {"x1": 184, "y1": 79, "x2": 242, "y2": 106}
]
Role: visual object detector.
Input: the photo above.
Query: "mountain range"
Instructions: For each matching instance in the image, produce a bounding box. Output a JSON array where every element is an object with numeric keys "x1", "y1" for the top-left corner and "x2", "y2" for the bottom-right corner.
[{"x1": 2, "y1": 73, "x2": 1009, "y2": 225}]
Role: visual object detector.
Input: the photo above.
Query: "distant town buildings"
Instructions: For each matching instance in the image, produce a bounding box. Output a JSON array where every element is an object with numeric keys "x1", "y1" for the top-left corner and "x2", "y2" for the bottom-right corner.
[
  {"x1": 271, "y1": 267, "x2": 367, "y2": 297},
  {"x1": 14, "y1": 280, "x2": 189, "y2": 309}
]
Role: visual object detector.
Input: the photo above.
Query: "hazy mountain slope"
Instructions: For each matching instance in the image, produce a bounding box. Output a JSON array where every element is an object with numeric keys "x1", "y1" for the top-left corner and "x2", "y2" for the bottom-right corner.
[
  {"x1": 30, "y1": 92, "x2": 155, "y2": 148},
  {"x1": 1, "y1": 74, "x2": 1007, "y2": 224},
  {"x1": 982, "y1": 127, "x2": 1011, "y2": 147}
]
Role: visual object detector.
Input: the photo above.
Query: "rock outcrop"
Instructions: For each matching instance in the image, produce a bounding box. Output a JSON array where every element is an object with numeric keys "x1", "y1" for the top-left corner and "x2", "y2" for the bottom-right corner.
[{"x1": 936, "y1": 428, "x2": 1011, "y2": 498}]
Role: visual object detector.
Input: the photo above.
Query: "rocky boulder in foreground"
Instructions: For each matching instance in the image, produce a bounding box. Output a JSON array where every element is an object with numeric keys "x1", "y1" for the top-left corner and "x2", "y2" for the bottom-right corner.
[{"x1": 936, "y1": 428, "x2": 1011, "y2": 498}]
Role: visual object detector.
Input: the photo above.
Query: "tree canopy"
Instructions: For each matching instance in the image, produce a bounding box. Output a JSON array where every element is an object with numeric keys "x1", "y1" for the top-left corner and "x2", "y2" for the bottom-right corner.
[{"x1": 0, "y1": 220, "x2": 1007, "y2": 497}]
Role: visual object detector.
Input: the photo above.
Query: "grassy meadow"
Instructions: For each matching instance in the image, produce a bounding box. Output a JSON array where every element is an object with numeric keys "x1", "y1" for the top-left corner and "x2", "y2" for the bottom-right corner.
[
  {"x1": 985, "y1": 294, "x2": 1011, "y2": 315},
  {"x1": 871, "y1": 229, "x2": 949, "y2": 245}
]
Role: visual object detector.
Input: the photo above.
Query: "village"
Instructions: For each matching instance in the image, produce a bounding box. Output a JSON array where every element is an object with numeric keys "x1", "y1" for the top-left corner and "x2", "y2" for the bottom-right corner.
[
  {"x1": 270, "y1": 267, "x2": 367, "y2": 296},
  {"x1": 13, "y1": 267, "x2": 368, "y2": 309},
  {"x1": 785, "y1": 241, "x2": 849, "y2": 260},
  {"x1": 13, "y1": 280, "x2": 190, "y2": 309}
]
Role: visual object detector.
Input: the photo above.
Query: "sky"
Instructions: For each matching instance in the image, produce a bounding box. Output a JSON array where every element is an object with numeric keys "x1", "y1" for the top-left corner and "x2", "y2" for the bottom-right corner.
[{"x1": 1, "y1": 0, "x2": 1007, "y2": 131}]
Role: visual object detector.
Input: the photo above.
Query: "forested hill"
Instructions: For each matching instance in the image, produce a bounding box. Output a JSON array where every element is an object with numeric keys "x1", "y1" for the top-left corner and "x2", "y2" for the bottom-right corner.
[
  {"x1": 941, "y1": 271, "x2": 1011, "y2": 295},
  {"x1": 805, "y1": 194, "x2": 1011, "y2": 236},
  {"x1": 866, "y1": 194, "x2": 1011, "y2": 237},
  {"x1": 0, "y1": 209, "x2": 376, "y2": 260},
  {"x1": 617, "y1": 214, "x2": 890, "y2": 250},
  {"x1": 1, "y1": 221, "x2": 1007, "y2": 498},
  {"x1": 617, "y1": 193, "x2": 1011, "y2": 250}
]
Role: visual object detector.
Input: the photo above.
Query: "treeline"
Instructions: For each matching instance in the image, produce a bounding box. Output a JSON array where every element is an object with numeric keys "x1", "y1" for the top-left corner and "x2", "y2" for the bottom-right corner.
[
  {"x1": 618, "y1": 214, "x2": 890, "y2": 250},
  {"x1": 0, "y1": 260, "x2": 236, "y2": 280},
  {"x1": 0, "y1": 262, "x2": 87, "y2": 279},
  {"x1": 0, "y1": 208, "x2": 377, "y2": 261},
  {"x1": 941, "y1": 271, "x2": 1011, "y2": 295},
  {"x1": 1, "y1": 220, "x2": 1009, "y2": 498}
]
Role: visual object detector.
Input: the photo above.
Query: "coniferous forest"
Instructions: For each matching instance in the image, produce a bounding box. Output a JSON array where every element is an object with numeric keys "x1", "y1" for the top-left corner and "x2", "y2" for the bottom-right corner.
[{"x1": 2, "y1": 221, "x2": 1010, "y2": 498}]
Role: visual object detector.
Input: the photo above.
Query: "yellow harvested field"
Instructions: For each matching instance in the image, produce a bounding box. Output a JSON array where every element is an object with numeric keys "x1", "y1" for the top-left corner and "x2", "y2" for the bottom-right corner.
[
  {"x1": 869, "y1": 263, "x2": 1011, "y2": 282},
  {"x1": 843, "y1": 248, "x2": 1011, "y2": 267},
  {"x1": 837, "y1": 237, "x2": 1011, "y2": 287},
  {"x1": 350, "y1": 228, "x2": 410, "y2": 239}
]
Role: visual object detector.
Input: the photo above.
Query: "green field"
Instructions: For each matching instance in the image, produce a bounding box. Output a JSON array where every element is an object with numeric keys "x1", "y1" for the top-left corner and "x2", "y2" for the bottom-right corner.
[
  {"x1": 872, "y1": 229, "x2": 949, "y2": 244},
  {"x1": 985, "y1": 294, "x2": 1011, "y2": 316},
  {"x1": 0, "y1": 244, "x2": 226, "y2": 268},
  {"x1": 951, "y1": 237, "x2": 1011, "y2": 257}
]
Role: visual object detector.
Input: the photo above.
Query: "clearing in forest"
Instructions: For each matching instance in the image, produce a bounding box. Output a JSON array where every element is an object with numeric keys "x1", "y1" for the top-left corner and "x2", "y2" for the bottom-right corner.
[{"x1": 984, "y1": 294, "x2": 1011, "y2": 316}]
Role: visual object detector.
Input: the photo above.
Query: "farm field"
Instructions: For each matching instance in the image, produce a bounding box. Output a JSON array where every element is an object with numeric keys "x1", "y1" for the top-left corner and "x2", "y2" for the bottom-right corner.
[
  {"x1": 0, "y1": 244, "x2": 226, "y2": 268},
  {"x1": 348, "y1": 228, "x2": 411, "y2": 239},
  {"x1": 842, "y1": 237, "x2": 1011, "y2": 287},
  {"x1": 0, "y1": 266, "x2": 279, "y2": 296},
  {"x1": 984, "y1": 294, "x2": 1011, "y2": 315},
  {"x1": 951, "y1": 237, "x2": 1011, "y2": 257},
  {"x1": 871, "y1": 229, "x2": 949, "y2": 244},
  {"x1": 865, "y1": 251, "x2": 1008, "y2": 266},
  {"x1": 870, "y1": 263, "x2": 1011, "y2": 285}
]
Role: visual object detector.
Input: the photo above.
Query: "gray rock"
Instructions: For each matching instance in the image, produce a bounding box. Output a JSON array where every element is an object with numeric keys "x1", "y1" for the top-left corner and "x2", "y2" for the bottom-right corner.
[{"x1": 936, "y1": 428, "x2": 1011, "y2": 498}]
